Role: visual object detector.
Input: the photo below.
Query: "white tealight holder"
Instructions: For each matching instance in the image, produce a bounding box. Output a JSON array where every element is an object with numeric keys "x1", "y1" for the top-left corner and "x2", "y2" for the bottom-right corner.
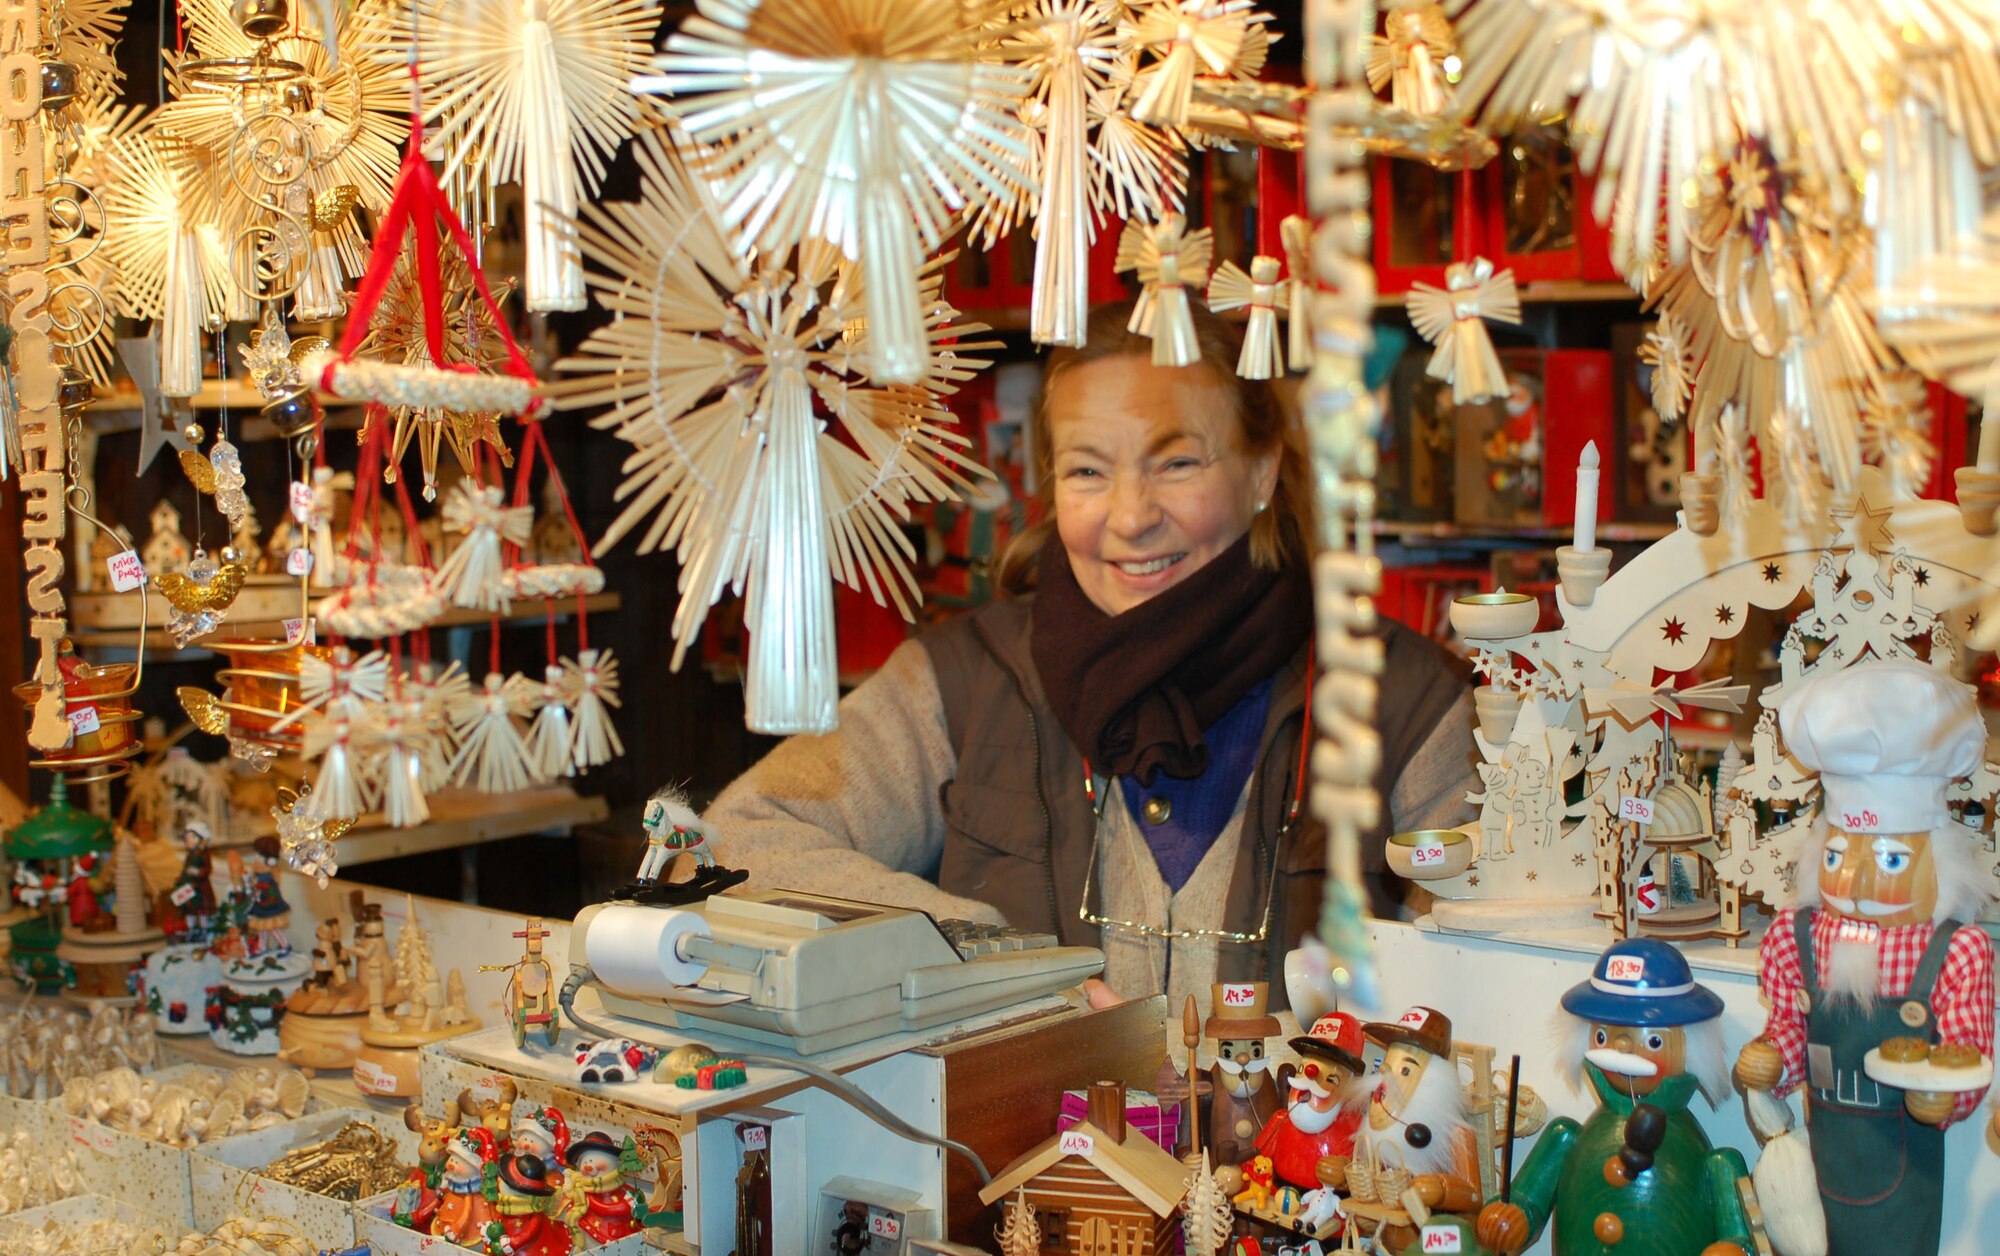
[
  {"x1": 1556, "y1": 545, "x2": 1612, "y2": 608},
  {"x1": 1449, "y1": 591, "x2": 1540, "y2": 641}
]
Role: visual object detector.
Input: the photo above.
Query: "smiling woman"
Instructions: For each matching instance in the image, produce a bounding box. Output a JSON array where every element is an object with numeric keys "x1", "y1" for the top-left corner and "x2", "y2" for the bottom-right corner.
[{"x1": 694, "y1": 299, "x2": 1477, "y2": 1020}]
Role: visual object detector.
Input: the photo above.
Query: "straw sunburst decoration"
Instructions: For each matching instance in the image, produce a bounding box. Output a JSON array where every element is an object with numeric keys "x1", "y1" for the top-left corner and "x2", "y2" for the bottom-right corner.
[
  {"x1": 398, "y1": 0, "x2": 661, "y2": 313},
  {"x1": 98, "y1": 127, "x2": 235, "y2": 396},
  {"x1": 636, "y1": 0, "x2": 1035, "y2": 387},
  {"x1": 548, "y1": 124, "x2": 999, "y2": 735}
]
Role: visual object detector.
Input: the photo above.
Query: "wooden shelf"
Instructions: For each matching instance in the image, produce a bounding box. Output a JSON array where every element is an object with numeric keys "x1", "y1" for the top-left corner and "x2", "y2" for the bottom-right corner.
[
  {"x1": 87, "y1": 379, "x2": 363, "y2": 438},
  {"x1": 67, "y1": 591, "x2": 621, "y2": 652},
  {"x1": 1376, "y1": 519, "x2": 1672, "y2": 543},
  {"x1": 223, "y1": 783, "x2": 612, "y2": 868}
]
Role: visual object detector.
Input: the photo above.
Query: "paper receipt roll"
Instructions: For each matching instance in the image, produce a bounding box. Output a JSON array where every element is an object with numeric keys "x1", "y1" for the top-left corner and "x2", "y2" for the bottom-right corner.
[{"x1": 585, "y1": 904, "x2": 711, "y2": 995}]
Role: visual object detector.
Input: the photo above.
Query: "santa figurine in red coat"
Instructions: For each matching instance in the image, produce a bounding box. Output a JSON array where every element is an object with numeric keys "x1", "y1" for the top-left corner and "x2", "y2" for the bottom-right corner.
[
  {"x1": 1256, "y1": 1012, "x2": 1367, "y2": 1231},
  {"x1": 562, "y1": 1130, "x2": 643, "y2": 1243},
  {"x1": 484, "y1": 1153, "x2": 573, "y2": 1256}
]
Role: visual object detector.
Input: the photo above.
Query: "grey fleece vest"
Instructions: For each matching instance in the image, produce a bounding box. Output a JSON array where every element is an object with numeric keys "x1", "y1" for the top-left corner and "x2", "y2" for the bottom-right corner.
[{"x1": 918, "y1": 597, "x2": 1466, "y2": 999}]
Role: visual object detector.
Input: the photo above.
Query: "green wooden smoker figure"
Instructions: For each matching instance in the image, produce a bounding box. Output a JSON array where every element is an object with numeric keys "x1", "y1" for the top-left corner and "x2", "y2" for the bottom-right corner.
[{"x1": 1476, "y1": 940, "x2": 1752, "y2": 1256}]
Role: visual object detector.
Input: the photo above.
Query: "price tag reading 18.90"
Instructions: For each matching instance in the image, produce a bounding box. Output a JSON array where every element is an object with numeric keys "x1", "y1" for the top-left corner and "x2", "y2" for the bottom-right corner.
[{"x1": 1619, "y1": 796, "x2": 1655, "y2": 825}]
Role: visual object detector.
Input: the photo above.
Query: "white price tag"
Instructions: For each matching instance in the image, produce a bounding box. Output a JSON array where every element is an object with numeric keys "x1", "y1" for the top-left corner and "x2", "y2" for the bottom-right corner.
[
  {"x1": 1056, "y1": 1129, "x2": 1095, "y2": 1156},
  {"x1": 289, "y1": 480, "x2": 314, "y2": 522},
  {"x1": 1606, "y1": 955, "x2": 1647, "y2": 983},
  {"x1": 285, "y1": 547, "x2": 314, "y2": 576},
  {"x1": 1838, "y1": 808, "x2": 1882, "y2": 831},
  {"x1": 67, "y1": 705, "x2": 100, "y2": 736},
  {"x1": 283, "y1": 617, "x2": 315, "y2": 645},
  {"x1": 170, "y1": 884, "x2": 196, "y2": 907},
  {"x1": 352, "y1": 1058, "x2": 393, "y2": 1094},
  {"x1": 105, "y1": 550, "x2": 146, "y2": 591},
  {"x1": 1219, "y1": 983, "x2": 1256, "y2": 1008},
  {"x1": 740, "y1": 1125, "x2": 767, "y2": 1151},
  {"x1": 67, "y1": 1117, "x2": 118, "y2": 1156},
  {"x1": 869, "y1": 1215, "x2": 901, "y2": 1239},
  {"x1": 1419, "y1": 1224, "x2": 1463, "y2": 1253},
  {"x1": 1619, "y1": 796, "x2": 1655, "y2": 825},
  {"x1": 1409, "y1": 837, "x2": 1448, "y2": 867}
]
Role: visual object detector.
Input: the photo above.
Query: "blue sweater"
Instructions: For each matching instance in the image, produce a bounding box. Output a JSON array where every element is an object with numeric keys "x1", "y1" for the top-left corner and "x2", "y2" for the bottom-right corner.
[{"x1": 1121, "y1": 678, "x2": 1274, "y2": 891}]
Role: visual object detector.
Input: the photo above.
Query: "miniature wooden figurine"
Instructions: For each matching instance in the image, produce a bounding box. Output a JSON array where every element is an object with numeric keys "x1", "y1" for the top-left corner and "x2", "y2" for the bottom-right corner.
[
  {"x1": 624, "y1": 787, "x2": 748, "y2": 904},
  {"x1": 395, "y1": 1099, "x2": 459, "y2": 1232},
  {"x1": 1734, "y1": 661, "x2": 1995, "y2": 1256},
  {"x1": 430, "y1": 1126, "x2": 502, "y2": 1245},
  {"x1": 513, "y1": 1106, "x2": 570, "y2": 1190},
  {"x1": 484, "y1": 1153, "x2": 573, "y2": 1256},
  {"x1": 561, "y1": 1130, "x2": 644, "y2": 1242},
  {"x1": 1341, "y1": 1007, "x2": 1481, "y2": 1253},
  {"x1": 1259, "y1": 1012, "x2": 1367, "y2": 1235},
  {"x1": 280, "y1": 899, "x2": 372, "y2": 1069},
  {"x1": 480, "y1": 918, "x2": 560, "y2": 1050},
  {"x1": 355, "y1": 896, "x2": 480, "y2": 1094},
  {"x1": 830, "y1": 1199, "x2": 870, "y2": 1255},
  {"x1": 141, "y1": 825, "x2": 223, "y2": 1034},
  {"x1": 1205, "y1": 982, "x2": 1285, "y2": 1168},
  {"x1": 978, "y1": 1081, "x2": 1189, "y2": 1256},
  {"x1": 1475, "y1": 939, "x2": 1752, "y2": 1255}
]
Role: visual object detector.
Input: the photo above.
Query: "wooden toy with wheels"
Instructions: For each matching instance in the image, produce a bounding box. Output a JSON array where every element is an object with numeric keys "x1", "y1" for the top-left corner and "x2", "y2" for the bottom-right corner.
[{"x1": 481, "y1": 918, "x2": 559, "y2": 1050}]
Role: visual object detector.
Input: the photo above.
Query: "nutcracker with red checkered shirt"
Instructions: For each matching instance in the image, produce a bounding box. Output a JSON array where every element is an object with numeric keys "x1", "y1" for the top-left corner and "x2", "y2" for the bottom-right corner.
[{"x1": 1733, "y1": 660, "x2": 1995, "y2": 1256}]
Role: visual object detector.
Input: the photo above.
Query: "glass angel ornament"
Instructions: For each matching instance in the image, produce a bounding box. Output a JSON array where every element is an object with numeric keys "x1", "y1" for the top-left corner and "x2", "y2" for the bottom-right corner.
[
  {"x1": 1407, "y1": 257, "x2": 1520, "y2": 405},
  {"x1": 636, "y1": 0, "x2": 1035, "y2": 386},
  {"x1": 1206, "y1": 255, "x2": 1288, "y2": 379},
  {"x1": 1115, "y1": 213, "x2": 1213, "y2": 367}
]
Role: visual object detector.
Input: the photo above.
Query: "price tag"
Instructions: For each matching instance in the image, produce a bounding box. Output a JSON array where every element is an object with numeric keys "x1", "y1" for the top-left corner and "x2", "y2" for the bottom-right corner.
[
  {"x1": 1619, "y1": 795, "x2": 1655, "y2": 825},
  {"x1": 1839, "y1": 809, "x2": 1881, "y2": 831},
  {"x1": 739, "y1": 1125, "x2": 767, "y2": 1151},
  {"x1": 170, "y1": 884, "x2": 196, "y2": 907},
  {"x1": 67, "y1": 705, "x2": 100, "y2": 736},
  {"x1": 869, "y1": 1215, "x2": 901, "y2": 1240},
  {"x1": 1409, "y1": 836, "x2": 1449, "y2": 867},
  {"x1": 1398, "y1": 1007, "x2": 1431, "y2": 1030},
  {"x1": 105, "y1": 550, "x2": 146, "y2": 591},
  {"x1": 352, "y1": 1058, "x2": 393, "y2": 1094},
  {"x1": 285, "y1": 547, "x2": 314, "y2": 576},
  {"x1": 1419, "y1": 1224, "x2": 1463, "y2": 1253},
  {"x1": 1219, "y1": 983, "x2": 1256, "y2": 1007},
  {"x1": 289, "y1": 480, "x2": 314, "y2": 522},
  {"x1": 1606, "y1": 955, "x2": 1647, "y2": 983},
  {"x1": 1056, "y1": 1129, "x2": 1095, "y2": 1156},
  {"x1": 67, "y1": 1117, "x2": 118, "y2": 1156},
  {"x1": 283, "y1": 617, "x2": 315, "y2": 645}
]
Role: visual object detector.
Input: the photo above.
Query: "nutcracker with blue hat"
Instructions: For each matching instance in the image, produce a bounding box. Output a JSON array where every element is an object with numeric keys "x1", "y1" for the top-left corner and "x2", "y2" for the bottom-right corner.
[
  {"x1": 1475, "y1": 938, "x2": 1752, "y2": 1256},
  {"x1": 1733, "y1": 659, "x2": 1994, "y2": 1256}
]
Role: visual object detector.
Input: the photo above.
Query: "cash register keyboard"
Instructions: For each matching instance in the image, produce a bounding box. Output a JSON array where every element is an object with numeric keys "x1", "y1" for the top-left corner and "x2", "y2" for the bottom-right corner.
[{"x1": 932, "y1": 918, "x2": 1058, "y2": 957}]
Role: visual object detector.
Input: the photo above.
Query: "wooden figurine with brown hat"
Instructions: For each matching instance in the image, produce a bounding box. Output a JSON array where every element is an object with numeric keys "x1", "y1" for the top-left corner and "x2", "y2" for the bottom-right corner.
[
  {"x1": 1205, "y1": 982, "x2": 1288, "y2": 1171},
  {"x1": 1338, "y1": 1006, "x2": 1484, "y2": 1253},
  {"x1": 279, "y1": 895, "x2": 372, "y2": 1070}
]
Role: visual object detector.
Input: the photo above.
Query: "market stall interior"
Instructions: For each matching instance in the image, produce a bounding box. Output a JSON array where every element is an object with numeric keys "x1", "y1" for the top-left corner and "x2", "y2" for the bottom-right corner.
[{"x1": 2, "y1": 0, "x2": 2000, "y2": 1252}]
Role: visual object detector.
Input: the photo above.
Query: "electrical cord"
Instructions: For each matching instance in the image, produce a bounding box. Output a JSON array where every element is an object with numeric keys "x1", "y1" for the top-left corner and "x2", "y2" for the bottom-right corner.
[{"x1": 558, "y1": 965, "x2": 993, "y2": 1185}]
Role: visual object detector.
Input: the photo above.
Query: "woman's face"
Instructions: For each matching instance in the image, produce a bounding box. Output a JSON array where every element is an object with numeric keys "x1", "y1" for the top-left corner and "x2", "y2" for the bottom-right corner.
[{"x1": 1047, "y1": 354, "x2": 1277, "y2": 616}]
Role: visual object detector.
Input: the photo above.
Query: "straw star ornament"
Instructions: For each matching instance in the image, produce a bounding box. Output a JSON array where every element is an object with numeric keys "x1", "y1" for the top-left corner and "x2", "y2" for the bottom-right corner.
[
  {"x1": 549, "y1": 124, "x2": 999, "y2": 734},
  {"x1": 635, "y1": 0, "x2": 1035, "y2": 386},
  {"x1": 98, "y1": 127, "x2": 234, "y2": 397},
  {"x1": 397, "y1": 0, "x2": 661, "y2": 313}
]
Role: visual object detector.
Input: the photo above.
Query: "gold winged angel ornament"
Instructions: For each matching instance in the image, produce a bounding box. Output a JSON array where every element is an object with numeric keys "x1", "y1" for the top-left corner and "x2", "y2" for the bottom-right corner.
[{"x1": 1407, "y1": 257, "x2": 1521, "y2": 404}]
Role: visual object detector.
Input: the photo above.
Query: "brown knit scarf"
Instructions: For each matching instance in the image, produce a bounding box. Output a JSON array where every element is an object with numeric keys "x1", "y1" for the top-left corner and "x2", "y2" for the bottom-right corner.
[{"x1": 1029, "y1": 529, "x2": 1312, "y2": 785}]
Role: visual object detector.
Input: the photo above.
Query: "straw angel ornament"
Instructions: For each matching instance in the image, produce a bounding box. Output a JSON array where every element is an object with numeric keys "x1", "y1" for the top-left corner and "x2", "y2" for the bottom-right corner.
[
  {"x1": 1407, "y1": 257, "x2": 1520, "y2": 404},
  {"x1": 434, "y1": 482, "x2": 533, "y2": 612},
  {"x1": 1116, "y1": 213, "x2": 1213, "y2": 367},
  {"x1": 1280, "y1": 214, "x2": 1312, "y2": 369},
  {"x1": 636, "y1": 0, "x2": 1035, "y2": 386},
  {"x1": 366, "y1": 694, "x2": 439, "y2": 828},
  {"x1": 564, "y1": 648, "x2": 622, "y2": 770},
  {"x1": 1367, "y1": 0, "x2": 1455, "y2": 117},
  {"x1": 1207, "y1": 255, "x2": 1288, "y2": 378},
  {"x1": 399, "y1": 0, "x2": 660, "y2": 313},
  {"x1": 550, "y1": 124, "x2": 997, "y2": 734},
  {"x1": 1121, "y1": 0, "x2": 1274, "y2": 129},
  {"x1": 450, "y1": 672, "x2": 536, "y2": 793},
  {"x1": 1860, "y1": 373, "x2": 1938, "y2": 501}
]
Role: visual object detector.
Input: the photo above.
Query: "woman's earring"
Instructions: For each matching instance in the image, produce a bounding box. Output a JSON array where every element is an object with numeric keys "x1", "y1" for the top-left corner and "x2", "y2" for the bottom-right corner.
[{"x1": 1255, "y1": 500, "x2": 1268, "y2": 513}]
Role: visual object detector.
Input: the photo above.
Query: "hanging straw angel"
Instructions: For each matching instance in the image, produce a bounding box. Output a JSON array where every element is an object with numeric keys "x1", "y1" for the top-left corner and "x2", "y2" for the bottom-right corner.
[
  {"x1": 449, "y1": 671, "x2": 536, "y2": 793},
  {"x1": 1206, "y1": 255, "x2": 1288, "y2": 378},
  {"x1": 1115, "y1": 213, "x2": 1213, "y2": 367},
  {"x1": 634, "y1": 0, "x2": 1035, "y2": 386},
  {"x1": 1121, "y1": 0, "x2": 1273, "y2": 129},
  {"x1": 1764, "y1": 405, "x2": 1824, "y2": 529},
  {"x1": 563, "y1": 648, "x2": 622, "y2": 770},
  {"x1": 515, "y1": 665, "x2": 574, "y2": 781},
  {"x1": 366, "y1": 693, "x2": 438, "y2": 828},
  {"x1": 397, "y1": 0, "x2": 660, "y2": 313},
  {"x1": 1367, "y1": 0, "x2": 1455, "y2": 117},
  {"x1": 435, "y1": 482, "x2": 534, "y2": 612},
  {"x1": 1407, "y1": 257, "x2": 1520, "y2": 404},
  {"x1": 1279, "y1": 214, "x2": 1313, "y2": 370},
  {"x1": 411, "y1": 659, "x2": 473, "y2": 791},
  {"x1": 1718, "y1": 402, "x2": 1754, "y2": 523}
]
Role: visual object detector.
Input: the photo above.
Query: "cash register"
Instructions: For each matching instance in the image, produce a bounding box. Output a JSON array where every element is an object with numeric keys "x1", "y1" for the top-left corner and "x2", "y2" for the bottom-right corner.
[{"x1": 572, "y1": 890, "x2": 1105, "y2": 1055}]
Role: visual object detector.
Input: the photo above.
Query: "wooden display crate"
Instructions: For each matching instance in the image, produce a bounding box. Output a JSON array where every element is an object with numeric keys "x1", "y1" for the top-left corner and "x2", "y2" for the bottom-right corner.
[{"x1": 190, "y1": 1107, "x2": 421, "y2": 1250}]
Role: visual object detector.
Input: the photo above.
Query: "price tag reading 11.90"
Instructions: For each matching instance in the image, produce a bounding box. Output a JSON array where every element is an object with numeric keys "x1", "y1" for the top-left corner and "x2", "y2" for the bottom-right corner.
[
  {"x1": 1619, "y1": 796, "x2": 1655, "y2": 825},
  {"x1": 1056, "y1": 1129, "x2": 1094, "y2": 1156}
]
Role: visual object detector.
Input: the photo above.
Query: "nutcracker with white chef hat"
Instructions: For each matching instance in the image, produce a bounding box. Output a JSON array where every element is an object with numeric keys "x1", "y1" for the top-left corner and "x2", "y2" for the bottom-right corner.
[{"x1": 1733, "y1": 659, "x2": 1995, "y2": 1256}]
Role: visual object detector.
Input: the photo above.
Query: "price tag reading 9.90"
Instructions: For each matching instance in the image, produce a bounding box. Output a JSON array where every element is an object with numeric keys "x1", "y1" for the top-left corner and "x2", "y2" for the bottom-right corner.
[
  {"x1": 869, "y1": 1215, "x2": 901, "y2": 1239},
  {"x1": 1619, "y1": 796, "x2": 1655, "y2": 825}
]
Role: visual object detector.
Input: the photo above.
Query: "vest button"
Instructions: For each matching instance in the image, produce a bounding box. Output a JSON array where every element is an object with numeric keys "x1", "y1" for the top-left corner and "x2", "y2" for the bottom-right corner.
[{"x1": 1143, "y1": 797, "x2": 1172, "y2": 826}]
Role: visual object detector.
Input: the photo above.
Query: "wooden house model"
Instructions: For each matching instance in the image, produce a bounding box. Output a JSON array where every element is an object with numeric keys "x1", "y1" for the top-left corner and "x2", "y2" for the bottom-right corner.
[{"x1": 977, "y1": 1081, "x2": 1186, "y2": 1255}]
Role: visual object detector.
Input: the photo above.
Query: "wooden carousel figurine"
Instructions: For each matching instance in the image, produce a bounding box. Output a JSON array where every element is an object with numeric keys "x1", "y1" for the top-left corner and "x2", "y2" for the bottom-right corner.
[{"x1": 1735, "y1": 661, "x2": 1994, "y2": 1256}]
